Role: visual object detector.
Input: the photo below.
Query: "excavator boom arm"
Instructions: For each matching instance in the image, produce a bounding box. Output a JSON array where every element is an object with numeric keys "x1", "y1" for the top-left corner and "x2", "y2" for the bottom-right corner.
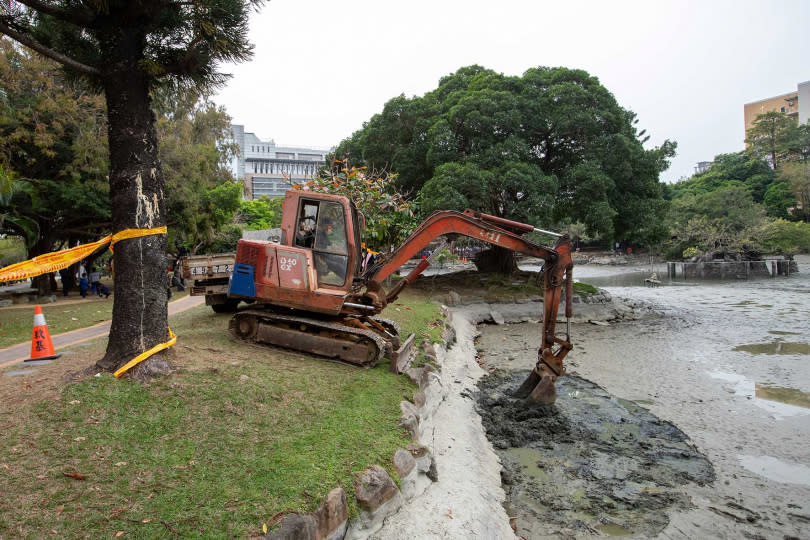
[
  {"x1": 368, "y1": 210, "x2": 558, "y2": 286},
  {"x1": 361, "y1": 209, "x2": 573, "y2": 404}
]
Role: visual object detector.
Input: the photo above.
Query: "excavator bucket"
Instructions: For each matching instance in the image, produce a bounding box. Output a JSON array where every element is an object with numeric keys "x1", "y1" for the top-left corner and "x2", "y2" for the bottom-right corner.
[
  {"x1": 515, "y1": 369, "x2": 557, "y2": 404},
  {"x1": 514, "y1": 367, "x2": 557, "y2": 405}
]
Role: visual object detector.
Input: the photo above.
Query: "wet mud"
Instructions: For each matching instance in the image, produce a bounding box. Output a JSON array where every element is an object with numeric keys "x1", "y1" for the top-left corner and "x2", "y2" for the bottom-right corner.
[{"x1": 477, "y1": 372, "x2": 714, "y2": 538}]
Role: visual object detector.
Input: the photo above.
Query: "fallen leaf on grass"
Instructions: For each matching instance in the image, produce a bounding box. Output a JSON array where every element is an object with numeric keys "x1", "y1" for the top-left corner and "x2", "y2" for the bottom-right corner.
[
  {"x1": 63, "y1": 472, "x2": 87, "y2": 480},
  {"x1": 69, "y1": 400, "x2": 81, "y2": 405},
  {"x1": 114, "y1": 462, "x2": 127, "y2": 467},
  {"x1": 114, "y1": 531, "x2": 124, "y2": 537},
  {"x1": 71, "y1": 317, "x2": 78, "y2": 321},
  {"x1": 74, "y1": 437, "x2": 86, "y2": 442}
]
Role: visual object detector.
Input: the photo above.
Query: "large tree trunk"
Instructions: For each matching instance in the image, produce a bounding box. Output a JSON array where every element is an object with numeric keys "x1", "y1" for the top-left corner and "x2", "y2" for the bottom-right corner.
[
  {"x1": 474, "y1": 245, "x2": 518, "y2": 274},
  {"x1": 95, "y1": 37, "x2": 170, "y2": 378}
]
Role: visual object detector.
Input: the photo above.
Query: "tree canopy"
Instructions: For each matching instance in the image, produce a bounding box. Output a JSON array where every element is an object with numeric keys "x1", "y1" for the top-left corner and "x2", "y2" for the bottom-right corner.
[{"x1": 336, "y1": 65, "x2": 676, "y2": 247}]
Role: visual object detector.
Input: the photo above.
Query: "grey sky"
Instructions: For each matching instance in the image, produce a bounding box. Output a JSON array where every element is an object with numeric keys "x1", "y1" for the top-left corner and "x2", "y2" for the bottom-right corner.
[{"x1": 214, "y1": 0, "x2": 810, "y2": 183}]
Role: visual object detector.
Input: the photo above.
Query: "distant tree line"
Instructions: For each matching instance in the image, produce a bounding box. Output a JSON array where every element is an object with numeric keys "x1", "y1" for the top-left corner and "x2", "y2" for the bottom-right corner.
[{"x1": 664, "y1": 112, "x2": 810, "y2": 260}]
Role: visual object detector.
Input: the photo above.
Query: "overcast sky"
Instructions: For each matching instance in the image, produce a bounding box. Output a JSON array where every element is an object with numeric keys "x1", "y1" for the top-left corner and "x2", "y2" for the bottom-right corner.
[{"x1": 214, "y1": 0, "x2": 810, "y2": 183}]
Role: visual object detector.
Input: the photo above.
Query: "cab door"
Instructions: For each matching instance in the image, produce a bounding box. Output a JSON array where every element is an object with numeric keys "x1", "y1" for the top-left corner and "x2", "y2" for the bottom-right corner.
[{"x1": 292, "y1": 197, "x2": 350, "y2": 288}]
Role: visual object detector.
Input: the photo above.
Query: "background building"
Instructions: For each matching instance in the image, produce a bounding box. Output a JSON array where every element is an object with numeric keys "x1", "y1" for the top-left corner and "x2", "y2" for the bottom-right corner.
[
  {"x1": 744, "y1": 80, "x2": 810, "y2": 142},
  {"x1": 229, "y1": 125, "x2": 331, "y2": 199}
]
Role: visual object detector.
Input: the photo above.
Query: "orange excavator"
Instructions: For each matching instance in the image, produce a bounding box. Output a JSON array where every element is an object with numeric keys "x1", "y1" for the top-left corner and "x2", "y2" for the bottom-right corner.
[{"x1": 227, "y1": 190, "x2": 574, "y2": 403}]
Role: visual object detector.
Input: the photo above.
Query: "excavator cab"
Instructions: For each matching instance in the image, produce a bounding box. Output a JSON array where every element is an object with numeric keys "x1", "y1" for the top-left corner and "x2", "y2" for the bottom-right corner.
[
  {"x1": 292, "y1": 197, "x2": 351, "y2": 287},
  {"x1": 229, "y1": 191, "x2": 364, "y2": 314}
]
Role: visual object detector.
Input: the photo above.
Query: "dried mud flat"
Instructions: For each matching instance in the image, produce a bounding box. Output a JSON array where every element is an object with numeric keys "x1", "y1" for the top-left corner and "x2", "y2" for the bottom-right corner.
[{"x1": 477, "y1": 372, "x2": 714, "y2": 538}]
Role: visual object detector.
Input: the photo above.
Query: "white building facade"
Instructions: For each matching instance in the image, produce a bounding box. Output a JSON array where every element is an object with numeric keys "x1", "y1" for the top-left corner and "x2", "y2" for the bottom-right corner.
[{"x1": 229, "y1": 124, "x2": 330, "y2": 199}]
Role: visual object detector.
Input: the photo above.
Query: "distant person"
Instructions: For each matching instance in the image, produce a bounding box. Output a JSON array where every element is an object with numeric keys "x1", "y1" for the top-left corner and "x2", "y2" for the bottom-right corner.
[
  {"x1": 97, "y1": 281, "x2": 111, "y2": 298},
  {"x1": 78, "y1": 272, "x2": 89, "y2": 298},
  {"x1": 88, "y1": 266, "x2": 102, "y2": 295},
  {"x1": 58, "y1": 267, "x2": 74, "y2": 297}
]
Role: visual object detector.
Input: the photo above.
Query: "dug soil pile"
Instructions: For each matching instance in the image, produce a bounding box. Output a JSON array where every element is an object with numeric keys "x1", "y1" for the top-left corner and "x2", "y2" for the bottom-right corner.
[{"x1": 477, "y1": 372, "x2": 714, "y2": 537}]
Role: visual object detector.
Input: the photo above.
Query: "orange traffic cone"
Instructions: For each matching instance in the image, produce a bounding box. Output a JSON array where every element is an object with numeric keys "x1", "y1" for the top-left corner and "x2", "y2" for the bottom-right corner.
[{"x1": 25, "y1": 305, "x2": 62, "y2": 362}]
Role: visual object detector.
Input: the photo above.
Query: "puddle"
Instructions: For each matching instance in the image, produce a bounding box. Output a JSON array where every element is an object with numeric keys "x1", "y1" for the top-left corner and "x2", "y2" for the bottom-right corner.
[
  {"x1": 596, "y1": 523, "x2": 633, "y2": 536},
  {"x1": 733, "y1": 341, "x2": 810, "y2": 355},
  {"x1": 739, "y1": 455, "x2": 810, "y2": 486},
  {"x1": 709, "y1": 371, "x2": 810, "y2": 418},
  {"x1": 756, "y1": 384, "x2": 810, "y2": 408}
]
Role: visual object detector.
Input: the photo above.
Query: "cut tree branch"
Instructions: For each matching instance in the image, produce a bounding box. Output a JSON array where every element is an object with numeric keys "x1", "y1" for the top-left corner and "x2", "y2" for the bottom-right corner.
[{"x1": 0, "y1": 21, "x2": 100, "y2": 76}]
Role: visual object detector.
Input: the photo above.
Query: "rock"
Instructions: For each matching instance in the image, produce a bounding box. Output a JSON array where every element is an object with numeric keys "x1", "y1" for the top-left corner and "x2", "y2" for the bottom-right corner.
[
  {"x1": 398, "y1": 401, "x2": 419, "y2": 437},
  {"x1": 313, "y1": 488, "x2": 348, "y2": 540},
  {"x1": 266, "y1": 513, "x2": 317, "y2": 540},
  {"x1": 490, "y1": 310, "x2": 505, "y2": 325},
  {"x1": 421, "y1": 339, "x2": 437, "y2": 360},
  {"x1": 0, "y1": 300, "x2": 12, "y2": 308},
  {"x1": 405, "y1": 367, "x2": 424, "y2": 386},
  {"x1": 445, "y1": 290, "x2": 462, "y2": 306},
  {"x1": 406, "y1": 443, "x2": 429, "y2": 460},
  {"x1": 354, "y1": 465, "x2": 401, "y2": 512},
  {"x1": 413, "y1": 389, "x2": 426, "y2": 408},
  {"x1": 40, "y1": 295, "x2": 58, "y2": 303},
  {"x1": 418, "y1": 364, "x2": 438, "y2": 389},
  {"x1": 589, "y1": 320, "x2": 609, "y2": 326},
  {"x1": 393, "y1": 449, "x2": 416, "y2": 478}
]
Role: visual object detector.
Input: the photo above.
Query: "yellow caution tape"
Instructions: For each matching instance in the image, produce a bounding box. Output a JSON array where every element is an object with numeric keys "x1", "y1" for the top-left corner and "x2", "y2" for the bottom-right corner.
[
  {"x1": 0, "y1": 226, "x2": 177, "y2": 379},
  {"x1": 114, "y1": 328, "x2": 177, "y2": 378},
  {"x1": 0, "y1": 227, "x2": 167, "y2": 282},
  {"x1": 109, "y1": 226, "x2": 167, "y2": 251}
]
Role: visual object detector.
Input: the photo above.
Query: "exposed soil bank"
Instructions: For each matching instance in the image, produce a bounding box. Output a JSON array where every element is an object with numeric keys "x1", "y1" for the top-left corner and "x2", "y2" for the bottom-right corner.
[{"x1": 477, "y1": 372, "x2": 714, "y2": 538}]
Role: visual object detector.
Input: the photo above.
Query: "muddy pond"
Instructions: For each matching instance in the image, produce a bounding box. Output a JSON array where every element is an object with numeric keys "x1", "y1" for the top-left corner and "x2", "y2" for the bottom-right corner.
[{"x1": 475, "y1": 257, "x2": 810, "y2": 539}]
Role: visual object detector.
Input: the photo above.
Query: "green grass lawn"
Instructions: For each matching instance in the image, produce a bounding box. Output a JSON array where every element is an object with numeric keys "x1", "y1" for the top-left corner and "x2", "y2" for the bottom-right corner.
[{"x1": 0, "y1": 291, "x2": 443, "y2": 538}]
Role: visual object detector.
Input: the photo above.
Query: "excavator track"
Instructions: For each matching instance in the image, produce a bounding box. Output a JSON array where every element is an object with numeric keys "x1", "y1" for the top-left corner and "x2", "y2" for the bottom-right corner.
[
  {"x1": 369, "y1": 317, "x2": 401, "y2": 352},
  {"x1": 229, "y1": 310, "x2": 387, "y2": 367}
]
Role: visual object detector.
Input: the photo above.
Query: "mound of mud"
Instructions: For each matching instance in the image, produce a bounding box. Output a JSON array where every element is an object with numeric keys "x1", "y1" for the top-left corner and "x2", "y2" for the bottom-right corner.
[{"x1": 477, "y1": 373, "x2": 715, "y2": 538}]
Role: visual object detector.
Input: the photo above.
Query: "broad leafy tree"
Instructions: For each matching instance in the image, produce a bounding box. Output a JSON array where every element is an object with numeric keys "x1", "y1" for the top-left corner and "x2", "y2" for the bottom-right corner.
[
  {"x1": 337, "y1": 65, "x2": 675, "y2": 268},
  {"x1": 778, "y1": 162, "x2": 810, "y2": 222},
  {"x1": 668, "y1": 152, "x2": 775, "y2": 204},
  {"x1": 298, "y1": 159, "x2": 418, "y2": 252},
  {"x1": 745, "y1": 111, "x2": 795, "y2": 168},
  {"x1": 0, "y1": 0, "x2": 262, "y2": 378}
]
